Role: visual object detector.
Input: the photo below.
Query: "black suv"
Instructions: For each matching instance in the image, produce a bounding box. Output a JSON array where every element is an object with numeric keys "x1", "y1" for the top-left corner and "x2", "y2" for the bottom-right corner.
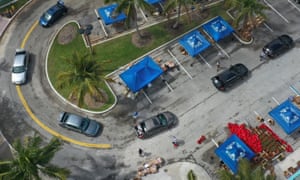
[
  {"x1": 39, "y1": 1, "x2": 68, "y2": 27},
  {"x1": 261, "y1": 34, "x2": 294, "y2": 59},
  {"x1": 211, "y1": 63, "x2": 249, "y2": 91}
]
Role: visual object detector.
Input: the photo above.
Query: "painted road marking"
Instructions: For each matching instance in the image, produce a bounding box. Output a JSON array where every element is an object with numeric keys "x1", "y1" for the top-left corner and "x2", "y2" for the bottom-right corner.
[
  {"x1": 18, "y1": 20, "x2": 111, "y2": 149},
  {"x1": 264, "y1": 0, "x2": 289, "y2": 23}
]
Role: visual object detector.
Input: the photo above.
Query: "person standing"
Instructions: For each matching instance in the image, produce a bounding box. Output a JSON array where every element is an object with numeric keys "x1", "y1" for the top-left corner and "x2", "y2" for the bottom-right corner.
[
  {"x1": 138, "y1": 148, "x2": 144, "y2": 157},
  {"x1": 172, "y1": 136, "x2": 179, "y2": 148},
  {"x1": 216, "y1": 60, "x2": 221, "y2": 72},
  {"x1": 133, "y1": 112, "x2": 139, "y2": 119}
]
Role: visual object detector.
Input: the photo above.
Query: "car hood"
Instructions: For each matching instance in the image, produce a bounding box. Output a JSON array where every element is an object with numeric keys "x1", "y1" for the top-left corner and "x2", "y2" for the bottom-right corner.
[
  {"x1": 84, "y1": 120, "x2": 101, "y2": 136},
  {"x1": 12, "y1": 72, "x2": 26, "y2": 84}
]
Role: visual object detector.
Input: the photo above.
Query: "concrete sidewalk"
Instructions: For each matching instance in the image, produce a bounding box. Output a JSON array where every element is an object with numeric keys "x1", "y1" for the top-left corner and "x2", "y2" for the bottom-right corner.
[
  {"x1": 143, "y1": 162, "x2": 211, "y2": 180},
  {"x1": 0, "y1": 15, "x2": 10, "y2": 39}
]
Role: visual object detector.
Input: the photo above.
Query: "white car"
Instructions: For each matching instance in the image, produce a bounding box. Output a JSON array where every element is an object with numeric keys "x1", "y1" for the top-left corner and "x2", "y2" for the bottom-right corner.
[{"x1": 12, "y1": 49, "x2": 29, "y2": 85}]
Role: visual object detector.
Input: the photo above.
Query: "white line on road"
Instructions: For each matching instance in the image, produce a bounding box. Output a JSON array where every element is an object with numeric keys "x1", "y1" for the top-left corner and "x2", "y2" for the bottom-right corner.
[
  {"x1": 288, "y1": 0, "x2": 300, "y2": 13},
  {"x1": 272, "y1": 97, "x2": 280, "y2": 105},
  {"x1": 264, "y1": 0, "x2": 290, "y2": 23},
  {"x1": 167, "y1": 49, "x2": 193, "y2": 79},
  {"x1": 198, "y1": 54, "x2": 212, "y2": 68}
]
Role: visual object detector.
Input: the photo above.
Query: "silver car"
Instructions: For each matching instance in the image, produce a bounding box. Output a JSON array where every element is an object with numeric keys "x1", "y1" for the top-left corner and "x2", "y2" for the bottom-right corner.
[
  {"x1": 134, "y1": 111, "x2": 177, "y2": 139},
  {"x1": 58, "y1": 112, "x2": 102, "y2": 137},
  {"x1": 11, "y1": 49, "x2": 29, "y2": 84}
]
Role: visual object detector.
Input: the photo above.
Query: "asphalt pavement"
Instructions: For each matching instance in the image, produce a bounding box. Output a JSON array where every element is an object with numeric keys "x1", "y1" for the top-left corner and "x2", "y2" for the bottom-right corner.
[{"x1": 2, "y1": 0, "x2": 300, "y2": 179}]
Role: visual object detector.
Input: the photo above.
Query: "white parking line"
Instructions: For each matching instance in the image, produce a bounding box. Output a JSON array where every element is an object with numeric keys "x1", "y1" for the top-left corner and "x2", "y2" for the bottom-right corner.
[
  {"x1": 198, "y1": 54, "x2": 212, "y2": 68},
  {"x1": 272, "y1": 97, "x2": 280, "y2": 105},
  {"x1": 142, "y1": 90, "x2": 152, "y2": 104},
  {"x1": 263, "y1": 22, "x2": 274, "y2": 32},
  {"x1": 290, "y1": 85, "x2": 300, "y2": 95},
  {"x1": 215, "y1": 43, "x2": 230, "y2": 58},
  {"x1": 139, "y1": 7, "x2": 148, "y2": 21},
  {"x1": 94, "y1": 9, "x2": 108, "y2": 37},
  {"x1": 167, "y1": 49, "x2": 193, "y2": 79},
  {"x1": 264, "y1": 0, "x2": 290, "y2": 23},
  {"x1": 288, "y1": 0, "x2": 300, "y2": 13}
]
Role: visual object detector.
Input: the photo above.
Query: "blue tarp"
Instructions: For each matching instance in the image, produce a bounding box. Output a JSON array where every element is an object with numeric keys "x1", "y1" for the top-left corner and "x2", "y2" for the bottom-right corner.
[
  {"x1": 202, "y1": 16, "x2": 234, "y2": 42},
  {"x1": 144, "y1": 0, "x2": 162, "y2": 4},
  {"x1": 119, "y1": 56, "x2": 163, "y2": 93},
  {"x1": 288, "y1": 169, "x2": 300, "y2": 180},
  {"x1": 215, "y1": 134, "x2": 255, "y2": 174},
  {"x1": 269, "y1": 99, "x2": 300, "y2": 134},
  {"x1": 97, "y1": 4, "x2": 127, "y2": 25},
  {"x1": 179, "y1": 30, "x2": 211, "y2": 57}
]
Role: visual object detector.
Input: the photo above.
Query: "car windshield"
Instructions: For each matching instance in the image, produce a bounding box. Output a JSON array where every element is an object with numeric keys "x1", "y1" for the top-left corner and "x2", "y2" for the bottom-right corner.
[
  {"x1": 44, "y1": 12, "x2": 52, "y2": 21},
  {"x1": 12, "y1": 66, "x2": 25, "y2": 73},
  {"x1": 80, "y1": 118, "x2": 90, "y2": 131},
  {"x1": 157, "y1": 114, "x2": 167, "y2": 126}
]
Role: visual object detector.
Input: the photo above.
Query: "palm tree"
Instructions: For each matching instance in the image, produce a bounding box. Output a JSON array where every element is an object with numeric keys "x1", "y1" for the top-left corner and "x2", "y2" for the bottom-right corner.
[
  {"x1": 224, "y1": 0, "x2": 268, "y2": 41},
  {"x1": 105, "y1": 0, "x2": 154, "y2": 38},
  {"x1": 0, "y1": 135, "x2": 70, "y2": 180},
  {"x1": 164, "y1": 0, "x2": 194, "y2": 29},
  {"x1": 218, "y1": 158, "x2": 276, "y2": 180},
  {"x1": 56, "y1": 52, "x2": 108, "y2": 108}
]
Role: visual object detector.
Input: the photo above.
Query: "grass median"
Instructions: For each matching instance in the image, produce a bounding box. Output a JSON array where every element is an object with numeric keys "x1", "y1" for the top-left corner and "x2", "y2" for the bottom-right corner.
[{"x1": 48, "y1": 4, "x2": 228, "y2": 111}]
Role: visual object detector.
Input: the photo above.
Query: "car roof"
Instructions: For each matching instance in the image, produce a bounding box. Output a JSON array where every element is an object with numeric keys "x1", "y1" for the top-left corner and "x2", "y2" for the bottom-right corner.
[
  {"x1": 265, "y1": 35, "x2": 293, "y2": 50},
  {"x1": 14, "y1": 49, "x2": 26, "y2": 67},
  {"x1": 47, "y1": 4, "x2": 63, "y2": 15},
  {"x1": 214, "y1": 64, "x2": 247, "y2": 82},
  {"x1": 64, "y1": 113, "x2": 85, "y2": 128},
  {"x1": 143, "y1": 117, "x2": 159, "y2": 132}
]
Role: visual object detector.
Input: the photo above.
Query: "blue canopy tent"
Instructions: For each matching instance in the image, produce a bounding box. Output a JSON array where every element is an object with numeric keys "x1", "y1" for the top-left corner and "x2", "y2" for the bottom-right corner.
[
  {"x1": 215, "y1": 134, "x2": 255, "y2": 174},
  {"x1": 202, "y1": 16, "x2": 234, "y2": 42},
  {"x1": 269, "y1": 99, "x2": 300, "y2": 135},
  {"x1": 119, "y1": 56, "x2": 164, "y2": 93},
  {"x1": 144, "y1": 0, "x2": 163, "y2": 4},
  {"x1": 179, "y1": 30, "x2": 211, "y2": 57},
  {"x1": 97, "y1": 4, "x2": 127, "y2": 25}
]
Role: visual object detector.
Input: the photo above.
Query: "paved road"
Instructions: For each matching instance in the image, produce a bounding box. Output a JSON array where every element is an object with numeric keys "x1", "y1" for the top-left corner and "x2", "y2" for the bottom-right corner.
[{"x1": 1, "y1": 0, "x2": 300, "y2": 179}]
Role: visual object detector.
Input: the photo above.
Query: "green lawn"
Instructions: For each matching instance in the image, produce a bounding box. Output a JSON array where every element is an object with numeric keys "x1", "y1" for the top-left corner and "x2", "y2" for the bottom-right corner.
[{"x1": 48, "y1": 4, "x2": 229, "y2": 111}]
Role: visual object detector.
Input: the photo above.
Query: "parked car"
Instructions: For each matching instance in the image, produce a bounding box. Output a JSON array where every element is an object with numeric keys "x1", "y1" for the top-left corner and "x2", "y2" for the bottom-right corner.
[
  {"x1": 211, "y1": 63, "x2": 249, "y2": 91},
  {"x1": 134, "y1": 111, "x2": 177, "y2": 139},
  {"x1": 39, "y1": 1, "x2": 68, "y2": 27},
  {"x1": 11, "y1": 49, "x2": 29, "y2": 85},
  {"x1": 261, "y1": 34, "x2": 294, "y2": 59},
  {"x1": 58, "y1": 112, "x2": 102, "y2": 137}
]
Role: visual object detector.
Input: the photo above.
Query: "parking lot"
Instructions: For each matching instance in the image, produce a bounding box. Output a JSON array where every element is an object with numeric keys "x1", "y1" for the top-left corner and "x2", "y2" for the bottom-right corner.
[
  {"x1": 103, "y1": 1, "x2": 300, "y2": 177},
  {"x1": 2, "y1": 0, "x2": 300, "y2": 179}
]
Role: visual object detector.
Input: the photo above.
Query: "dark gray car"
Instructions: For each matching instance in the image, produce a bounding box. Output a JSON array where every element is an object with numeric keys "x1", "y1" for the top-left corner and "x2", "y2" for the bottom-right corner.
[
  {"x1": 261, "y1": 34, "x2": 294, "y2": 59},
  {"x1": 58, "y1": 112, "x2": 101, "y2": 137},
  {"x1": 134, "y1": 111, "x2": 177, "y2": 139}
]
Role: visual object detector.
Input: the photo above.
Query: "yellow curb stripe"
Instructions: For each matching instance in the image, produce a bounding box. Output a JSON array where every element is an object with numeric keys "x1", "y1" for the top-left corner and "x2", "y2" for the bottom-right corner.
[
  {"x1": 16, "y1": 85, "x2": 111, "y2": 148},
  {"x1": 17, "y1": 21, "x2": 111, "y2": 149},
  {"x1": 21, "y1": 20, "x2": 38, "y2": 48}
]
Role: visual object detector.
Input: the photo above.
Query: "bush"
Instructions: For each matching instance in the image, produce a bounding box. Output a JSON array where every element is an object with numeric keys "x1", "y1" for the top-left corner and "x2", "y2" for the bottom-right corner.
[{"x1": 187, "y1": 170, "x2": 196, "y2": 180}]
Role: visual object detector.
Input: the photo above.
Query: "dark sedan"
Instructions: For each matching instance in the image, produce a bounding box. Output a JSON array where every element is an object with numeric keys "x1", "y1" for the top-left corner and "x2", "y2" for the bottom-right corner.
[
  {"x1": 58, "y1": 112, "x2": 101, "y2": 137},
  {"x1": 39, "y1": 1, "x2": 68, "y2": 27},
  {"x1": 261, "y1": 34, "x2": 294, "y2": 59},
  {"x1": 211, "y1": 63, "x2": 249, "y2": 91},
  {"x1": 134, "y1": 111, "x2": 177, "y2": 139}
]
